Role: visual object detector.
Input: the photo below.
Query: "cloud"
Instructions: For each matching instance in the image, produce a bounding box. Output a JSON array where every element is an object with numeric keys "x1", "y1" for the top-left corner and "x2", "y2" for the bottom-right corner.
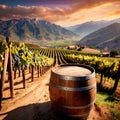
[
  {"x1": 64, "y1": 0, "x2": 120, "y2": 14},
  {"x1": 109, "y1": 10, "x2": 120, "y2": 16},
  {"x1": 0, "y1": 0, "x2": 120, "y2": 26},
  {"x1": 0, "y1": 5, "x2": 67, "y2": 22}
]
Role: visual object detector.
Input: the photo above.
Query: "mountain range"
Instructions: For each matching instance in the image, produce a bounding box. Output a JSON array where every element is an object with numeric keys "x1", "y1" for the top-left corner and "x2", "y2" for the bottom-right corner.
[
  {"x1": 77, "y1": 23, "x2": 120, "y2": 51},
  {"x1": 0, "y1": 18, "x2": 120, "y2": 51},
  {"x1": 0, "y1": 18, "x2": 78, "y2": 42},
  {"x1": 67, "y1": 18, "x2": 120, "y2": 37}
]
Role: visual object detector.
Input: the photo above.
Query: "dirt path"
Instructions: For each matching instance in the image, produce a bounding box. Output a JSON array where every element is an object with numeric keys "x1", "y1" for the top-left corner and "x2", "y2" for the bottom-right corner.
[
  {"x1": 0, "y1": 69, "x2": 51, "y2": 120},
  {"x1": 0, "y1": 69, "x2": 113, "y2": 120}
]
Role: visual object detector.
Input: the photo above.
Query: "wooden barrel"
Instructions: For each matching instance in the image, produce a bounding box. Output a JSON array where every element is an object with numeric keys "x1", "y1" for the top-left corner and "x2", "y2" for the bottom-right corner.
[{"x1": 49, "y1": 63, "x2": 96, "y2": 119}]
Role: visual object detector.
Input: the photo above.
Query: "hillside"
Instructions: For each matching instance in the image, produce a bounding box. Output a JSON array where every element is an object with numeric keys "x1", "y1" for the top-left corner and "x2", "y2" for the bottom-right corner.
[
  {"x1": 67, "y1": 18, "x2": 120, "y2": 37},
  {"x1": 81, "y1": 47, "x2": 101, "y2": 54},
  {"x1": 0, "y1": 18, "x2": 78, "y2": 42},
  {"x1": 96, "y1": 35, "x2": 120, "y2": 51},
  {"x1": 77, "y1": 23, "x2": 120, "y2": 51}
]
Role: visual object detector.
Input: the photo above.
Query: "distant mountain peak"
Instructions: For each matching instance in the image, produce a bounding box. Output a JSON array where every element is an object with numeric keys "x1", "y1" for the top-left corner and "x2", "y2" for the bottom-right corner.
[
  {"x1": 0, "y1": 18, "x2": 78, "y2": 42},
  {"x1": 67, "y1": 17, "x2": 120, "y2": 37},
  {"x1": 77, "y1": 22, "x2": 120, "y2": 51}
]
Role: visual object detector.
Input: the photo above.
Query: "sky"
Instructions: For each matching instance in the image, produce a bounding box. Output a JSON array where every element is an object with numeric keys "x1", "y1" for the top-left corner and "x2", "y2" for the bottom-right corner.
[{"x1": 0, "y1": 0, "x2": 120, "y2": 27}]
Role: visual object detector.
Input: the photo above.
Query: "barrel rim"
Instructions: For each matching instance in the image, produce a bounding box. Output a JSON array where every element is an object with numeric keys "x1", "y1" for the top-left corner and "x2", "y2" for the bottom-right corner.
[{"x1": 51, "y1": 63, "x2": 95, "y2": 81}]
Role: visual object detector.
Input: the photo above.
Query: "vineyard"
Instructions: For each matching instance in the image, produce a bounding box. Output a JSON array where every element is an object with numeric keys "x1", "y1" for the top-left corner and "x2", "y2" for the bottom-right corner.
[
  {"x1": 29, "y1": 45, "x2": 120, "y2": 94},
  {"x1": 0, "y1": 39, "x2": 120, "y2": 119},
  {"x1": 0, "y1": 39, "x2": 54, "y2": 109}
]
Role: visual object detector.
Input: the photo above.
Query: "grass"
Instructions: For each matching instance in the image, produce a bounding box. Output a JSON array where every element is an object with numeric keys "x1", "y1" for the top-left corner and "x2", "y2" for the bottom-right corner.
[
  {"x1": 50, "y1": 40, "x2": 78, "y2": 47},
  {"x1": 96, "y1": 93, "x2": 119, "y2": 106},
  {"x1": 32, "y1": 40, "x2": 79, "y2": 47},
  {"x1": 96, "y1": 73, "x2": 120, "y2": 119},
  {"x1": 96, "y1": 91, "x2": 120, "y2": 119}
]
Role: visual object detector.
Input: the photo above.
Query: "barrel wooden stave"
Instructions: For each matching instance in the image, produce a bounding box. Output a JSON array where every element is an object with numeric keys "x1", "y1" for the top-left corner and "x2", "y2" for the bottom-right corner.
[
  {"x1": 52, "y1": 103, "x2": 93, "y2": 118},
  {"x1": 50, "y1": 86, "x2": 96, "y2": 106},
  {"x1": 49, "y1": 64, "x2": 96, "y2": 119}
]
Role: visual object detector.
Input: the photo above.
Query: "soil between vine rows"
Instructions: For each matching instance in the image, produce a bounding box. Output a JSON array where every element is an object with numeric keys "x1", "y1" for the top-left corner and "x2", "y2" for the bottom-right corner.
[{"x1": 0, "y1": 69, "x2": 119, "y2": 120}]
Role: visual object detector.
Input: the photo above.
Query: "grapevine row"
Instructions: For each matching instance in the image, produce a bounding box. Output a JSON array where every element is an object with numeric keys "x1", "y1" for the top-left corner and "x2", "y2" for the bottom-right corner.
[
  {"x1": 0, "y1": 40, "x2": 53, "y2": 109},
  {"x1": 29, "y1": 47, "x2": 120, "y2": 94},
  {"x1": 29, "y1": 46, "x2": 120, "y2": 82}
]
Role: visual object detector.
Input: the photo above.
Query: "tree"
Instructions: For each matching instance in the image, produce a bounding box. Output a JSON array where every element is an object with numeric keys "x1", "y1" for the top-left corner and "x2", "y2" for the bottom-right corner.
[
  {"x1": 110, "y1": 50, "x2": 119, "y2": 57},
  {"x1": 111, "y1": 62, "x2": 120, "y2": 94}
]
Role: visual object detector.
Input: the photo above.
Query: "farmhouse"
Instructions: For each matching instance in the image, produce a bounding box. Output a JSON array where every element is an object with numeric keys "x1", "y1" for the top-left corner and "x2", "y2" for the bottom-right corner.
[{"x1": 67, "y1": 45, "x2": 78, "y2": 50}]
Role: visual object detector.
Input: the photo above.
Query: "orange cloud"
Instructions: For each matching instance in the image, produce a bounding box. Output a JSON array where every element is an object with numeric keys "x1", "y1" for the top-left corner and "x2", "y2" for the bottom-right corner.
[
  {"x1": 109, "y1": 10, "x2": 120, "y2": 16},
  {"x1": 65, "y1": 0, "x2": 120, "y2": 14}
]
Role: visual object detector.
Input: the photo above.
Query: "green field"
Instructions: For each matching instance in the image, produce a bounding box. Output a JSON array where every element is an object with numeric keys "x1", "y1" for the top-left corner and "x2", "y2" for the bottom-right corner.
[{"x1": 31, "y1": 40, "x2": 79, "y2": 47}]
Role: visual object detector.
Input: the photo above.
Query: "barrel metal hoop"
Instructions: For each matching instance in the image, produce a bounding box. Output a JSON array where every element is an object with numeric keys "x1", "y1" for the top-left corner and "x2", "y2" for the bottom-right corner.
[
  {"x1": 50, "y1": 81, "x2": 96, "y2": 91},
  {"x1": 67, "y1": 112, "x2": 90, "y2": 117},
  {"x1": 61, "y1": 99, "x2": 96, "y2": 109},
  {"x1": 51, "y1": 71, "x2": 95, "y2": 81}
]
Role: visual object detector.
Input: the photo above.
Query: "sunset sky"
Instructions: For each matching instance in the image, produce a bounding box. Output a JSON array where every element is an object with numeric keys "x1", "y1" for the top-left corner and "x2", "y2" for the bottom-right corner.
[{"x1": 0, "y1": 0, "x2": 120, "y2": 27}]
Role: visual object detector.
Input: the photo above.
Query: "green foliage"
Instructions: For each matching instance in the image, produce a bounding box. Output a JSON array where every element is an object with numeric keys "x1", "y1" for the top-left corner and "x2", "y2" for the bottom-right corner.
[
  {"x1": 11, "y1": 42, "x2": 53, "y2": 70},
  {"x1": 30, "y1": 47, "x2": 119, "y2": 80},
  {"x1": 0, "y1": 40, "x2": 9, "y2": 55},
  {"x1": 0, "y1": 40, "x2": 9, "y2": 73},
  {"x1": 77, "y1": 47, "x2": 82, "y2": 51}
]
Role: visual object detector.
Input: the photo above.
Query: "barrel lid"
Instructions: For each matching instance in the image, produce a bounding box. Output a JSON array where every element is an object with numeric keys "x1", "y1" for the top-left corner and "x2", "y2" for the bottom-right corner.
[
  {"x1": 54, "y1": 66, "x2": 91, "y2": 76},
  {"x1": 51, "y1": 63, "x2": 95, "y2": 81}
]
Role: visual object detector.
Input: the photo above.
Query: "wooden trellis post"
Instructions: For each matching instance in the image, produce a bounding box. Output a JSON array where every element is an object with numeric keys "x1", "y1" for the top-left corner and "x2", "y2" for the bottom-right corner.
[
  {"x1": 0, "y1": 37, "x2": 14, "y2": 109},
  {"x1": 22, "y1": 69, "x2": 26, "y2": 88},
  {"x1": 6, "y1": 37, "x2": 14, "y2": 98},
  {"x1": 31, "y1": 65, "x2": 34, "y2": 81},
  {"x1": 0, "y1": 50, "x2": 9, "y2": 109},
  {"x1": 112, "y1": 61, "x2": 120, "y2": 94}
]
